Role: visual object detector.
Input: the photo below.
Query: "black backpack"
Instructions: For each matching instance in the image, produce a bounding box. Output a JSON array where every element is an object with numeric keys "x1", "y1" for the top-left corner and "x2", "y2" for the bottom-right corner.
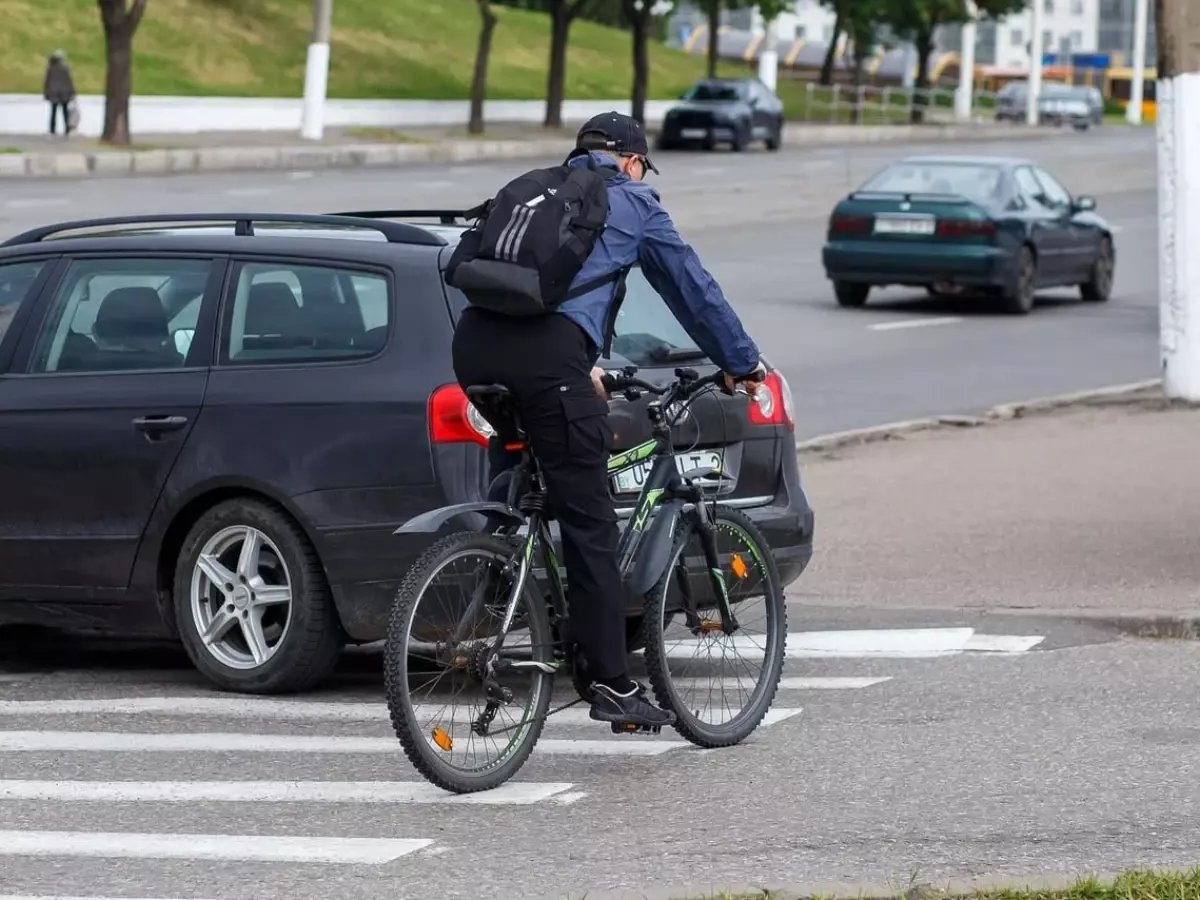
[{"x1": 444, "y1": 153, "x2": 628, "y2": 318}]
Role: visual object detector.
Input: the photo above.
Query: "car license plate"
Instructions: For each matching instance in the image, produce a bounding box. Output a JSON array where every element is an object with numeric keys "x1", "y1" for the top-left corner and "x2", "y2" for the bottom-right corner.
[
  {"x1": 680, "y1": 128, "x2": 708, "y2": 139},
  {"x1": 611, "y1": 450, "x2": 724, "y2": 495},
  {"x1": 873, "y1": 216, "x2": 936, "y2": 235}
]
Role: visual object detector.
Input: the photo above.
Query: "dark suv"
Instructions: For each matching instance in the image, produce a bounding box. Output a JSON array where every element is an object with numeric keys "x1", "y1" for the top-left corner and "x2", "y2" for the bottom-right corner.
[{"x1": 0, "y1": 211, "x2": 815, "y2": 694}]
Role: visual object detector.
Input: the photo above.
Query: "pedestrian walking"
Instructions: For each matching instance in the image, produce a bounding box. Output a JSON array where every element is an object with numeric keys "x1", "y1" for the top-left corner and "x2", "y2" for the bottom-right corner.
[{"x1": 43, "y1": 50, "x2": 77, "y2": 137}]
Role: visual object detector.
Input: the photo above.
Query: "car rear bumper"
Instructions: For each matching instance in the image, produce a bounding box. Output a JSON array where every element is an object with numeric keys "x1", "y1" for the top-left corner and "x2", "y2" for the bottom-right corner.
[{"x1": 823, "y1": 240, "x2": 1008, "y2": 287}]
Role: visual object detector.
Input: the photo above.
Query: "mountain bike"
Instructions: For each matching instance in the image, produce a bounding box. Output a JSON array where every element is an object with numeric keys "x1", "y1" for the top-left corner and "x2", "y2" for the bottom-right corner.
[{"x1": 383, "y1": 365, "x2": 788, "y2": 794}]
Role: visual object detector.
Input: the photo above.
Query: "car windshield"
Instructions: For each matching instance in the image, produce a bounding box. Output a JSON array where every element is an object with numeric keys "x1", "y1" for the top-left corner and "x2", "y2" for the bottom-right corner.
[
  {"x1": 858, "y1": 161, "x2": 1006, "y2": 204},
  {"x1": 443, "y1": 266, "x2": 704, "y2": 369},
  {"x1": 683, "y1": 82, "x2": 745, "y2": 102},
  {"x1": 606, "y1": 267, "x2": 703, "y2": 367}
]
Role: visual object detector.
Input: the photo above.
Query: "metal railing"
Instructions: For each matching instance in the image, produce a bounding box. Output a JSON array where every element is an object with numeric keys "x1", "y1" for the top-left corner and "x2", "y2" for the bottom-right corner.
[{"x1": 795, "y1": 82, "x2": 1001, "y2": 125}]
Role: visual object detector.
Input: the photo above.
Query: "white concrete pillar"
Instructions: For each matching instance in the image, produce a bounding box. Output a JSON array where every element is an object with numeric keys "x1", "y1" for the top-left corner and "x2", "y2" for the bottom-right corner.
[
  {"x1": 955, "y1": 1, "x2": 979, "y2": 122},
  {"x1": 759, "y1": 14, "x2": 779, "y2": 92},
  {"x1": 1026, "y1": 0, "x2": 1044, "y2": 125},
  {"x1": 1126, "y1": 0, "x2": 1149, "y2": 125},
  {"x1": 300, "y1": 0, "x2": 333, "y2": 140}
]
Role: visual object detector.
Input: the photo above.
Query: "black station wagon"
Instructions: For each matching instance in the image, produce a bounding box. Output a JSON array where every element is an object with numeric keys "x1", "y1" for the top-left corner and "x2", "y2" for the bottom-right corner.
[{"x1": 0, "y1": 211, "x2": 815, "y2": 694}]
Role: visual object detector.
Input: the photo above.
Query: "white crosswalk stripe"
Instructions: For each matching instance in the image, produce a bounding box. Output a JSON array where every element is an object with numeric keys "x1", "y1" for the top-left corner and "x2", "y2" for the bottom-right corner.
[{"x1": 0, "y1": 625, "x2": 1044, "y2": 886}]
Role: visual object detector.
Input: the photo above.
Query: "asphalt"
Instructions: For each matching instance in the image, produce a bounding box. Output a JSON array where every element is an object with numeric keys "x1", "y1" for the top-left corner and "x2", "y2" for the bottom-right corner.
[
  {"x1": 0, "y1": 612, "x2": 1195, "y2": 900},
  {"x1": 0, "y1": 126, "x2": 1158, "y2": 438}
]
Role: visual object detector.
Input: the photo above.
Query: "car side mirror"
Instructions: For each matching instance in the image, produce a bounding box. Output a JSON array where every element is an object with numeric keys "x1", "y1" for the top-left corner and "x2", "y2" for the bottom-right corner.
[{"x1": 1074, "y1": 196, "x2": 1096, "y2": 212}]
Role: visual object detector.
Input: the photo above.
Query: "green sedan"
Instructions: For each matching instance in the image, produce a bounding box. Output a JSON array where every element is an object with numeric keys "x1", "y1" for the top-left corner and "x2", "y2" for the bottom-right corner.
[{"x1": 821, "y1": 154, "x2": 1116, "y2": 314}]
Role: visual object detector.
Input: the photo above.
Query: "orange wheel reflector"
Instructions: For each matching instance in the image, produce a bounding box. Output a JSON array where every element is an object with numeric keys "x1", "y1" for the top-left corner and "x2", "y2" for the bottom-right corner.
[
  {"x1": 730, "y1": 553, "x2": 748, "y2": 580},
  {"x1": 431, "y1": 727, "x2": 453, "y2": 752}
]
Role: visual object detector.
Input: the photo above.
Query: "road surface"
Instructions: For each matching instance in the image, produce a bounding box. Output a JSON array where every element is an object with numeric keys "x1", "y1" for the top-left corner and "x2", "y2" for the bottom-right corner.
[
  {"x1": 0, "y1": 609, "x2": 1195, "y2": 900},
  {"x1": 0, "y1": 127, "x2": 1158, "y2": 439}
]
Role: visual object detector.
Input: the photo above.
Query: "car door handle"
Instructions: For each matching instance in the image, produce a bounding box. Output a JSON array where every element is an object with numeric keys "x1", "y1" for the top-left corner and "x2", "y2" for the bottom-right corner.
[{"x1": 132, "y1": 415, "x2": 188, "y2": 434}]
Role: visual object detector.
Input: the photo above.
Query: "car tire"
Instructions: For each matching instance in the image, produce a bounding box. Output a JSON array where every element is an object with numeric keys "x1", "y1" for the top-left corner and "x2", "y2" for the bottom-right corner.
[
  {"x1": 765, "y1": 119, "x2": 782, "y2": 151},
  {"x1": 999, "y1": 244, "x2": 1037, "y2": 314},
  {"x1": 834, "y1": 282, "x2": 870, "y2": 308},
  {"x1": 1080, "y1": 234, "x2": 1114, "y2": 302},
  {"x1": 731, "y1": 123, "x2": 749, "y2": 152},
  {"x1": 172, "y1": 496, "x2": 344, "y2": 695}
]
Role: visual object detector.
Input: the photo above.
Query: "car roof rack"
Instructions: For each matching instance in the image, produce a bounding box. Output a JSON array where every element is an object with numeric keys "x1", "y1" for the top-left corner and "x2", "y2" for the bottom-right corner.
[
  {"x1": 331, "y1": 209, "x2": 472, "y2": 225},
  {"x1": 0, "y1": 212, "x2": 449, "y2": 247}
]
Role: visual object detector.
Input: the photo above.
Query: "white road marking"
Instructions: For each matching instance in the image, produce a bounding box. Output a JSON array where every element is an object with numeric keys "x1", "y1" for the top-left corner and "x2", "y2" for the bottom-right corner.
[
  {"x1": 662, "y1": 627, "x2": 976, "y2": 660},
  {"x1": 0, "y1": 896, "x2": 216, "y2": 900},
  {"x1": 868, "y1": 316, "x2": 964, "y2": 332},
  {"x1": 0, "y1": 780, "x2": 574, "y2": 805},
  {"x1": 0, "y1": 675, "x2": 30, "y2": 683},
  {"x1": 672, "y1": 676, "x2": 891, "y2": 690},
  {"x1": 0, "y1": 831, "x2": 432, "y2": 864},
  {"x1": 0, "y1": 731, "x2": 686, "y2": 756},
  {"x1": 222, "y1": 187, "x2": 273, "y2": 197},
  {"x1": 963, "y1": 634, "x2": 1045, "y2": 653}
]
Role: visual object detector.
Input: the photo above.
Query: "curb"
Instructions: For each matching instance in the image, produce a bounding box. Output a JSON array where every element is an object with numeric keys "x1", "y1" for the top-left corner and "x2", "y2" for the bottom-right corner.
[
  {"x1": 795, "y1": 379, "x2": 1166, "y2": 455},
  {"x1": 548, "y1": 868, "x2": 1162, "y2": 900},
  {"x1": 0, "y1": 121, "x2": 1071, "y2": 179}
]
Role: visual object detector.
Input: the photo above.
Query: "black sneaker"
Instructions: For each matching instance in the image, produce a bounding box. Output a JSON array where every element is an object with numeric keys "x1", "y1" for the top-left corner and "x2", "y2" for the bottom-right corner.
[{"x1": 589, "y1": 681, "x2": 677, "y2": 728}]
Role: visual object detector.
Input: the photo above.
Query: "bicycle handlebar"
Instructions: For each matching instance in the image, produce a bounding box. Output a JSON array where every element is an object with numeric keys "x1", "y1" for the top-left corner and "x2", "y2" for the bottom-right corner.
[{"x1": 599, "y1": 364, "x2": 766, "y2": 406}]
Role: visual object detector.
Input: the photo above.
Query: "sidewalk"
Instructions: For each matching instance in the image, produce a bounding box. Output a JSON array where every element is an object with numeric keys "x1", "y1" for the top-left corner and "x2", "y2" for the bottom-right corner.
[
  {"x1": 789, "y1": 388, "x2": 1200, "y2": 628},
  {"x1": 0, "y1": 119, "x2": 1072, "y2": 179}
]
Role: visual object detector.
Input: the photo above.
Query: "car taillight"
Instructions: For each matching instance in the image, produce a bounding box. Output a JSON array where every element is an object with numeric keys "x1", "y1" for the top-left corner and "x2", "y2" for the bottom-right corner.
[
  {"x1": 429, "y1": 384, "x2": 494, "y2": 446},
  {"x1": 747, "y1": 370, "x2": 795, "y2": 432},
  {"x1": 829, "y1": 213, "x2": 872, "y2": 235},
  {"x1": 936, "y1": 218, "x2": 996, "y2": 238}
]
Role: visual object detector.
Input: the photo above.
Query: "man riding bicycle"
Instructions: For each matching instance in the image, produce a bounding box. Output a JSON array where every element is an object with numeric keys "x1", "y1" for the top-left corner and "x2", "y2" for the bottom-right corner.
[{"x1": 450, "y1": 111, "x2": 766, "y2": 731}]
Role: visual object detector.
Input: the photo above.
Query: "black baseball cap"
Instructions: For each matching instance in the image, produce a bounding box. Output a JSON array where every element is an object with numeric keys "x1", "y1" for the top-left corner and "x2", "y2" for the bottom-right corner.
[{"x1": 574, "y1": 111, "x2": 659, "y2": 174}]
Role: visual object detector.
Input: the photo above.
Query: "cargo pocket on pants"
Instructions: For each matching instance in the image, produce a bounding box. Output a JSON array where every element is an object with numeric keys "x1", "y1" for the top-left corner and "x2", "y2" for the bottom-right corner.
[{"x1": 559, "y1": 390, "x2": 612, "y2": 467}]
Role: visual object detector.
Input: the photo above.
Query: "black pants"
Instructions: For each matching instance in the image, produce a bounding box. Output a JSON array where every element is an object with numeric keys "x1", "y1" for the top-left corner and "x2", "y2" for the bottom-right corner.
[
  {"x1": 49, "y1": 102, "x2": 70, "y2": 135},
  {"x1": 451, "y1": 307, "x2": 627, "y2": 681}
]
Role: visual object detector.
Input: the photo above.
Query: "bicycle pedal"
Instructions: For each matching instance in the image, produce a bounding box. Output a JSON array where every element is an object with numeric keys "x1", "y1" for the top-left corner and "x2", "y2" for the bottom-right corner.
[{"x1": 610, "y1": 721, "x2": 662, "y2": 736}]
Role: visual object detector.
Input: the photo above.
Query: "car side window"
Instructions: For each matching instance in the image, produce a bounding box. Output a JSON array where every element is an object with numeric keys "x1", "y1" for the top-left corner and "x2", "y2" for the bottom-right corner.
[
  {"x1": 1032, "y1": 167, "x2": 1073, "y2": 212},
  {"x1": 1014, "y1": 166, "x2": 1054, "y2": 211},
  {"x1": 221, "y1": 260, "x2": 390, "y2": 365},
  {"x1": 0, "y1": 259, "x2": 47, "y2": 346},
  {"x1": 28, "y1": 257, "x2": 214, "y2": 374}
]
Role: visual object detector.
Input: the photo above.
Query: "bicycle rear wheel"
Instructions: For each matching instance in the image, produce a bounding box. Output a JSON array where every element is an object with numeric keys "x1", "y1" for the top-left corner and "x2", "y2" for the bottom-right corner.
[
  {"x1": 641, "y1": 504, "x2": 787, "y2": 748},
  {"x1": 383, "y1": 531, "x2": 554, "y2": 793}
]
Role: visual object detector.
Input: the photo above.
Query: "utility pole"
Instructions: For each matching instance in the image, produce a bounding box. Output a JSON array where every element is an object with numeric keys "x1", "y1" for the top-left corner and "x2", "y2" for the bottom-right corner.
[
  {"x1": 758, "y1": 11, "x2": 779, "y2": 92},
  {"x1": 300, "y1": 0, "x2": 333, "y2": 140},
  {"x1": 1157, "y1": 0, "x2": 1200, "y2": 400},
  {"x1": 955, "y1": 0, "x2": 979, "y2": 122},
  {"x1": 1126, "y1": 0, "x2": 1149, "y2": 124},
  {"x1": 1026, "y1": 0, "x2": 1044, "y2": 125}
]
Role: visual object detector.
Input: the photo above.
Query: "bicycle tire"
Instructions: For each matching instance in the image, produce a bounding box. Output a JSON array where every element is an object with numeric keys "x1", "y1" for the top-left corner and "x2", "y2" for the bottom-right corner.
[
  {"x1": 383, "y1": 530, "x2": 554, "y2": 794},
  {"x1": 641, "y1": 504, "x2": 787, "y2": 748}
]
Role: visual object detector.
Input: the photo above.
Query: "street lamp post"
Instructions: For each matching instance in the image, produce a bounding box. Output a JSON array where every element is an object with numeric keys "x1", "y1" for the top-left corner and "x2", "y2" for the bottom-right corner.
[
  {"x1": 1126, "y1": 0, "x2": 1149, "y2": 125},
  {"x1": 1026, "y1": 0, "x2": 1044, "y2": 125},
  {"x1": 955, "y1": 0, "x2": 979, "y2": 122}
]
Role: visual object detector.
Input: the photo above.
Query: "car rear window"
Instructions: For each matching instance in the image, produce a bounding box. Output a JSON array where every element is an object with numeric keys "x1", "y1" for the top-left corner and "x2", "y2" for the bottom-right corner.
[
  {"x1": 683, "y1": 82, "x2": 746, "y2": 102},
  {"x1": 0, "y1": 259, "x2": 46, "y2": 346},
  {"x1": 859, "y1": 162, "x2": 1005, "y2": 204},
  {"x1": 442, "y1": 266, "x2": 704, "y2": 368}
]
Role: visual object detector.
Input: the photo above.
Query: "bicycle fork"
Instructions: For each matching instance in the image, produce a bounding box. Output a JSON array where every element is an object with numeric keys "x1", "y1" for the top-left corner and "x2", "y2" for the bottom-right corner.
[{"x1": 686, "y1": 502, "x2": 741, "y2": 637}]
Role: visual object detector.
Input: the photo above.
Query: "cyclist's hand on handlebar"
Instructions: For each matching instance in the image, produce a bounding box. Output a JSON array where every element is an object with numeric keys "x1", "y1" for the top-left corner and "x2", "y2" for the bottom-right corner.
[
  {"x1": 590, "y1": 366, "x2": 611, "y2": 400},
  {"x1": 723, "y1": 361, "x2": 768, "y2": 396}
]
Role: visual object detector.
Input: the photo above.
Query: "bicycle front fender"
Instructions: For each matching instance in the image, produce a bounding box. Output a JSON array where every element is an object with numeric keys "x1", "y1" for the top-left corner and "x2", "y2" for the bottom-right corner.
[
  {"x1": 628, "y1": 498, "x2": 687, "y2": 596},
  {"x1": 393, "y1": 501, "x2": 525, "y2": 534}
]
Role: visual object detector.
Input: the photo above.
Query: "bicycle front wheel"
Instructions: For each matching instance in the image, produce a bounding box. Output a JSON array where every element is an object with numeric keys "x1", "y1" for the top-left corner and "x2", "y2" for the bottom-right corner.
[
  {"x1": 641, "y1": 504, "x2": 788, "y2": 748},
  {"x1": 383, "y1": 531, "x2": 555, "y2": 794}
]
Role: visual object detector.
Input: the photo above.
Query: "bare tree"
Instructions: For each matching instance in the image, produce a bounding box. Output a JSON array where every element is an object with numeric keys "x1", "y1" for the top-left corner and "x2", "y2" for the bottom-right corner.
[
  {"x1": 544, "y1": 0, "x2": 596, "y2": 127},
  {"x1": 621, "y1": 0, "x2": 655, "y2": 125},
  {"x1": 469, "y1": 0, "x2": 499, "y2": 134},
  {"x1": 97, "y1": 0, "x2": 148, "y2": 145}
]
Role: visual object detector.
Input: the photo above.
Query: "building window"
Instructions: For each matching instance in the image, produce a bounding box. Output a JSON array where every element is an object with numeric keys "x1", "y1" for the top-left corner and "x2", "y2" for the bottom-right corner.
[
  {"x1": 1070, "y1": 0, "x2": 1084, "y2": 12},
  {"x1": 1043, "y1": 0, "x2": 1053, "y2": 11},
  {"x1": 1043, "y1": 29, "x2": 1053, "y2": 49},
  {"x1": 1069, "y1": 30, "x2": 1082, "y2": 47},
  {"x1": 1011, "y1": 27, "x2": 1024, "y2": 46},
  {"x1": 794, "y1": 24, "x2": 806, "y2": 39}
]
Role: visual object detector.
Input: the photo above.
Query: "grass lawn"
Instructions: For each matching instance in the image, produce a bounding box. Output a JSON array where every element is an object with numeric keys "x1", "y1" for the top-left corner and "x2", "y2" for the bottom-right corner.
[{"x1": 0, "y1": 0, "x2": 715, "y2": 101}]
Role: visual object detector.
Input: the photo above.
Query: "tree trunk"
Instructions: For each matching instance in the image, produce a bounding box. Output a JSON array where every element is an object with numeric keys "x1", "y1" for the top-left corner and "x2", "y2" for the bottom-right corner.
[
  {"x1": 97, "y1": 0, "x2": 148, "y2": 145},
  {"x1": 624, "y1": 0, "x2": 651, "y2": 125},
  {"x1": 911, "y1": 27, "x2": 934, "y2": 124},
  {"x1": 706, "y1": 0, "x2": 720, "y2": 79},
  {"x1": 820, "y1": 13, "x2": 841, "y2": 86},
  {"x1": 849, "y1": 40, "x2": 865, "y2": 123},
  {"x1": 469, "y1": 0, "x2": 498, "y2": 135},
  {"x1": 544, "y1": 0, "x2": 569, "y2": 127}
]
